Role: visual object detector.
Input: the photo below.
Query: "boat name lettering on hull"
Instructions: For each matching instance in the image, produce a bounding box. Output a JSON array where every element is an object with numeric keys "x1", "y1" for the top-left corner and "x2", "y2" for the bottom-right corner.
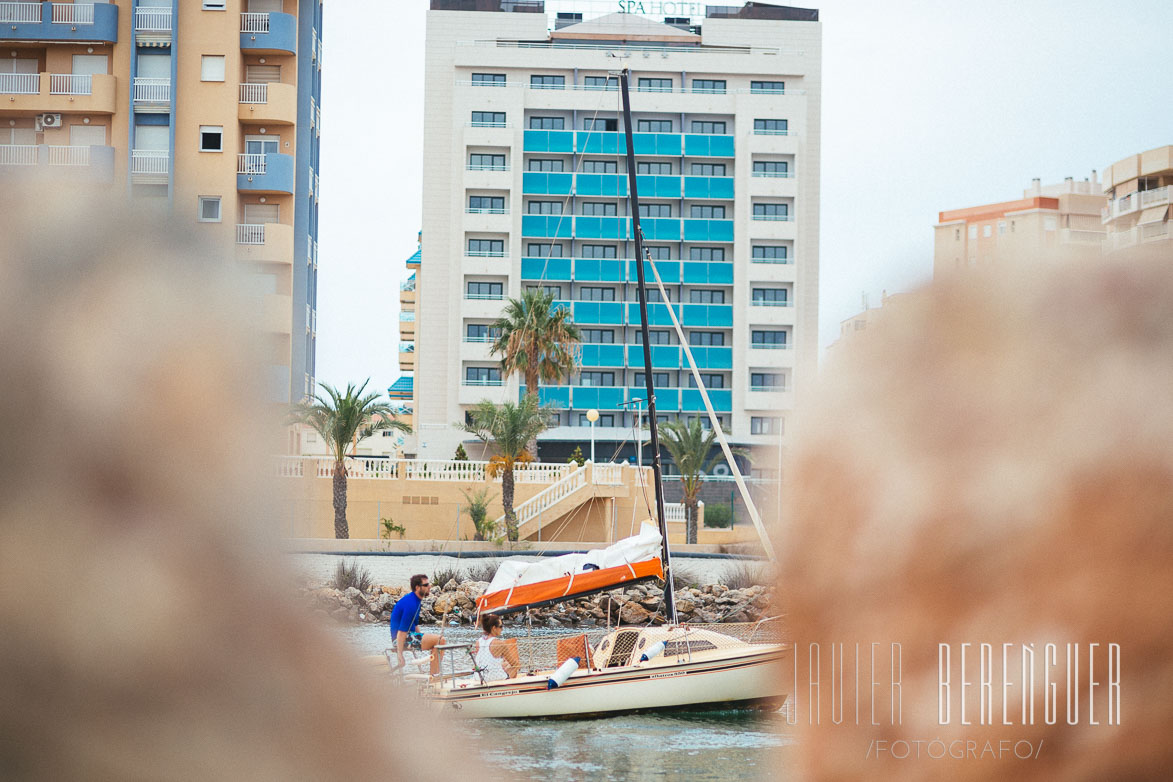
[
  {"x1": 479, "y1": 690, "x2": 520, "y2": 697},
  {"x1": 651, "y1": 671, "x2": 685, "y2": 679}
]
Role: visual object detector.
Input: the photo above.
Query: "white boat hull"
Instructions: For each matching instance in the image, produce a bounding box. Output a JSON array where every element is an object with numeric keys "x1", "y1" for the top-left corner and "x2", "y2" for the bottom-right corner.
[{"x1": 429, "y1": 645, "x2": 788, "y2": 719}]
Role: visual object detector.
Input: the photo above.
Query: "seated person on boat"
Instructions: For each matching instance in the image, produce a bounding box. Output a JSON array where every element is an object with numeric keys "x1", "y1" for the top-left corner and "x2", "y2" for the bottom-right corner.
[
  {"x1": 474, "y1": 614, "x2": 519, "y2": 681},
  {"x1": 389, "y1": 574, "x2": 446, "y2": 675}
]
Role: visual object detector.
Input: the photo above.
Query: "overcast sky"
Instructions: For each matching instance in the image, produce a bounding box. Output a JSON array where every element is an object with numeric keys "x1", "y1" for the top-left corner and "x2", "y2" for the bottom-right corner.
[{"x1": 316, "y1": 0, "x2": 1173, "y2": 398}]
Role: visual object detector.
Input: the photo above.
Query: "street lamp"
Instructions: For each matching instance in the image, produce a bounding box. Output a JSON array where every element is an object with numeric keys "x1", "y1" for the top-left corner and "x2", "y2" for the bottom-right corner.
[{"x1": 586, "y1": 408, "x2": 599, "y2": 463}]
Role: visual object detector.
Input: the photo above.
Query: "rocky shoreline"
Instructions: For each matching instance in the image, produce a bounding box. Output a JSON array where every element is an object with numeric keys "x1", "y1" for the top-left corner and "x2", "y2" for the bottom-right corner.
[{"x1": 301, "y1": 578, "x2": 778, "y2": 628}]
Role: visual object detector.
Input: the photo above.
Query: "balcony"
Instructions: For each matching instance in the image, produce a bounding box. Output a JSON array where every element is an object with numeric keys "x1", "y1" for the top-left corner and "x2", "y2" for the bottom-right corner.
[
  {"x1": 237, "y1": 152, "x2": 294, "y2": 194},
  {"x1": 262, "y1": 293, "x2": 292, "y2": 335},
  {"x1": 0, "y1": 72, "x2": 116, "y2": 115},
  {"x1": 129, "y1": 149, "x2": 168, "y2": 184},
  {"x1": 0, "y1": 143, "x2": 113, "y2": 182},
  {"x1": 132, "y1": 5, "x2": 170, "y2": 44},
  {"x1": 240, "y1": 11, "x2": 296, "y2": 55},
  {"x1": 238, "y1": 82, "x2": 297, "y2": 126},
  {"x1": 132, "y1": 77, "x2": 170, "y2": 112},
  {"x1": 235, "y1": 222, "x2": 294, "y2": 265},
  {"x1": 0, "y1": 1, "x2": 118, "y2": 43}
]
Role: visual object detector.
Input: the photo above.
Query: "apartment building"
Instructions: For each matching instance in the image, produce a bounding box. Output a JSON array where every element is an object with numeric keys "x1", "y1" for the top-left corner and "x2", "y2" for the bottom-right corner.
[
  {"x1": 933, "y1": 175, "x2": 1105, "y2": 275},
  {"x1": 414, "y1": 1, "x2": 821, "y2": 470},
  {"x1": 391, "y1": 235, "x2": 421, "y2": 409},
  {"x1": 1101, "y1": 144, "x2": 1173, "y2": 254},
  {"x1": 0, "y1": 0, "x2": 322, "y2": 404}
]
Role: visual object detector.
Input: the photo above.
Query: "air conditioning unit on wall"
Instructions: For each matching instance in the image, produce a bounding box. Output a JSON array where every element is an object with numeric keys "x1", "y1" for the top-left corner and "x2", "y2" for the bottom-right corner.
[{"x1": 36, "y1": 114, "x2": 63, "y2": 131}]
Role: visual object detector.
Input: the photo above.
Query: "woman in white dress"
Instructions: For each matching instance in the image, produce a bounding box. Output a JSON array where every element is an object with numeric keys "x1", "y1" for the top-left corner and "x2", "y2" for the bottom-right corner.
[{"x1": 474, "y1": 614, "x2": 520, "y2": 681}]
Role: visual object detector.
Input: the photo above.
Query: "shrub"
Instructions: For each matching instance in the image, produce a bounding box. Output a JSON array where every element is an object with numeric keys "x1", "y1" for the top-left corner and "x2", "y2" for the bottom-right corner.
[
  {"x1": 671, "y1": 563, "x2": 703, "y2": 591},
  {"x1": 432, "y1": 566, "x2": 463, "y2": 587},
  {"x1": 453, "y1": 443, "x2": 468, "y2": 461},
  {"x1": 567, "y1": 445, "x2": 585, "y2": 467},
  {"x1": 461, "y1": 488, "x2": 498, "y2": 542},
  {"x1": 464, "y1": 560, "x2": 499, "y2": 583},
  {"x1": 703, "y1": 504, "x2": 732, "y2": 528},
  {"x1": 721, "y1": 560, "x2": 771, "y2": 591},
  {"x1": 331, "y1": 559, "x2": 372, "y2": 592},
  {"x1": 380, "y1": 517, "x2": 406, "y2": 539}
]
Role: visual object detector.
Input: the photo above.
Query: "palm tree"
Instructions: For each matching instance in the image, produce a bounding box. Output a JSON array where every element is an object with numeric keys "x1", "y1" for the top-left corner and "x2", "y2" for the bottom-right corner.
[
  {"x1": 460, "y1": 487, "x2": 498, "y2": 542},
  {"x1": 659, "y1": 418, "x2": 738, "y2": 544},
  {"x1": 490, "y1": 289, "x2": 581, "y2": 400},
  {"x1": 289, "y1": 380, "x2": 411, "y2": 539},
  {"x1": 460, "y1": 395, "x2": 550, "y2": 543}
]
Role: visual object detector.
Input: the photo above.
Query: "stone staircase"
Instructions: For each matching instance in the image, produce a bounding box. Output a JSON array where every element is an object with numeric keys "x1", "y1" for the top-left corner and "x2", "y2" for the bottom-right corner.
[{"x1": 495, "y1": 461, "x2": 626, "y2": 540}]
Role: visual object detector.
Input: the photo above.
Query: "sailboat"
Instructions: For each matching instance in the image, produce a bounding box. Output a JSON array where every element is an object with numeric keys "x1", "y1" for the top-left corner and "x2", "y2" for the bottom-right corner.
[{"x1": 417, "y1": 68, "x2": 789, "y2": 719}]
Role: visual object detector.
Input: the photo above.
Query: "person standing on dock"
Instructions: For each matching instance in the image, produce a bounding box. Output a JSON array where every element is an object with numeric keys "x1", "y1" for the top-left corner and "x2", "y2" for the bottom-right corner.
[{"x1": 389, "y1": 574, "x2": 445, "y2": 676}]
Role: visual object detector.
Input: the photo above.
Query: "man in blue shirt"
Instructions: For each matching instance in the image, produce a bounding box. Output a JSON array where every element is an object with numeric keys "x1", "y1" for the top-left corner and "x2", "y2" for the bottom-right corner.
[{"x1": 389, "y1": 574, "x2": 445, "y2": 675}]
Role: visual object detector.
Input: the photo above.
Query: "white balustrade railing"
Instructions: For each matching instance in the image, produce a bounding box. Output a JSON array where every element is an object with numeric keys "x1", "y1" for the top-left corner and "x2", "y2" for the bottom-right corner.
[
  {"x1": 664, "y1": 503, "x2": 687, "y2": 523},
  {"x1": 240, "y1": 11, "x2": 269, "y2": 33},
  {"x1": 47, "y1": 145, "x2": 90, "y2": 166},
  {"x1": 51, "y1": 2, "x2": 93, "y2": 24},
  {"x1": 134, "y1": 6, "x2": 171, "y2": 32},
  {"x1": 237, "y1": 153, "x2": 267, "y2": 174},
  {"x1": 0, "y1": 2, "x2": 41, "y2": 23},
  {"x1": 133, "y1": 77, "x2": 170, "y2": 102},
  {"x1": 515, "y1": 462, "x2": 573, "y2": 484},
  {"x1": 236, "y1": 224, "x2": 265, "y2": 245},
  {"x1": 0, "y1": 72, "x2": 40, "y2": 95},
  {"x1": 49, "y1": 73, "x2": 91, "y2": 95},
  {"x1": 273, "y1": 457, "x2": 576, "y2": 486},
  {"x1": 130, "y1": 150, "x2": 169, "y2": 175},
  {"x1": 239, "y1": 83, "x2": 268, "y2": 104},
  {"x1": 403, "y1": 460, "x2": 486, "y2": 482},
  {"x1": 592, "y1": 462, "x2": 623, "y2": 485},
  {"x1": 509, "y1": 464, "x2": 588, "y2": 528},
  {"x1": 0, "y1": 144, "x2": 38, "y2": 166}
]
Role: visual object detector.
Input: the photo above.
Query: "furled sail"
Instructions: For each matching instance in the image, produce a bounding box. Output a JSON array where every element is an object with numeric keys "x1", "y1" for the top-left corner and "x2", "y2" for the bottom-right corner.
[{"x1": 476, "y1": 523, "x2": 665, "y2": 616}]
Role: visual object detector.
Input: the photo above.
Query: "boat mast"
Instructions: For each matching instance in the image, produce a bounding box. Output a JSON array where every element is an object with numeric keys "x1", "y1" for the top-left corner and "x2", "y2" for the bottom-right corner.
[{"x1": 619, "y1": 67, "x2": 678, "y2": 625}]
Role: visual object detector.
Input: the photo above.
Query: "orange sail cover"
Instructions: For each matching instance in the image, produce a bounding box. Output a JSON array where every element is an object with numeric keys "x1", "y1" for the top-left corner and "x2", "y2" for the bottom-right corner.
[{"x1": 476, "y1": 558, "x2": 664, "y2": 616}]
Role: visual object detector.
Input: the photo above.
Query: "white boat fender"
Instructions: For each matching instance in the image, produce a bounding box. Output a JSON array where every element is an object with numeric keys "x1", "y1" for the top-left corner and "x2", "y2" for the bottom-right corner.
[
  {"x1": 639, "y1": 640, "x2": 666, "y2": 663},
  {"x1": 547, "y1": 657, "x2": 580, "y2": 689}
]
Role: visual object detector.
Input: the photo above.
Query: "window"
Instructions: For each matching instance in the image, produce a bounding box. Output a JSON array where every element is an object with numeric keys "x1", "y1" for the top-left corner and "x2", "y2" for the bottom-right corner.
[
  {"x1": 580, "y1": 286, "x2": 615, "y2": 302},
  {"x1": 528, "y1": 200, "x2": 562, "y2": 215},
  {"x1": 635, "y1": 330, "x2": 672, "y2": 345},
  {"x1": 200, "y1": 55, "x2": 225, "y2": 82},
  {"x1": 637, "y1": 78, "x2": 673, "y2": 92},
  {"x1": 753, "y1": 118, "x2": 788, "y2": 134},
  {"x1": 465, "y1": 366, "x2": 502, "y2": 384},
  {"x1": 466, "y1": 323, "x2": 502, "y2": 341},
  {"x1": 468, "y1": 195, "x2": 504, "y2": 212},
  {"x1": 645, "y1": 288, "x2": 671, "y2": 302},
  {"x1": 528, "y1": 158, "x2": 563, "y2": 172},
  {"x1": 635, "y1": 372, "x2": 671, "y2": 387},
  {"x1": 689, "y1": 331, "x2": 725, "y2": 346},
  {"x1": 968, "y1": 225, "x2": 978, "y2": 240},
  {"x1": 531, "y1": 75, "x2": 565, "y2": 90},
  {"x1": 690, "y1": 120, "x2": 726, "y2": 135},
  {"x1": 691, "y1": 205, "x2": 726, "y2": 219},
  {"x1": 639, "y1": 203, "x2": 672, "y2": 218},
  {"x1": 526, "y1": 243, "x2": 563, "y2": 257},
  {"x1": 638, "y1": 161, "x2": 673, "y2": 175},
  {"x1": 983, "y1": 224, "x2": 992, "y2": 238},
  {"x1": 466, "y1": 281, "x2": 503, "y2": 298},
  {"x1": 197, "y1": 196, "x2": 221, "y2": 222},
  {"x1": 582, "y1": 117, "x2": 617, "y2": 131},
  {"x1": 751, "y1": 416, "x2": 782, "y2": 435},
  {"x1": 645, "y1": 246, "x2": 671, "y2": 260},
  {"x1": 581, "y1": 202, "x2": 617, "y2": 216},
  {"x1": 580, "y1": 371, "x2": 615, "y2": 387},
  {"x1": 752, "y1": 288, "x2": 788, "y2": 305},
  {"x1": 469, "y1": 153, "x2": 506, "y2": 170},
  {"x1": 692, "y1": 79, "x2": 726, "y2": 93},
  {"x1": 751, "y1": 330, "x2": 787, "y2": 347},
  {"x1": 750, "y1": 80, "x2": 785, "y2": 93},
  {"x1": 579, "y1": 412, "x2": 615, "y2": 426},
  {"x1": 199, "y1": 125, "x2": 223, "y2": 152},
  {"x1": 691, "y1": 163, "x2": 726, "y2": 176},
  {"x1": 753, "y1": 161, "x2": 789, "y2": 176},
  {"x1": 547, "y1": 412, "x2": 561, "y2": 427},
  {"x1": 998, "y1": 220, "x2": 1007, "y2": 235},
  {"x1": 582, "y1": 328, "x2": 615, "y2": 343},
  {"x1": 472, "y1": 73, "x2": 505, "y2": 87},
  {"x1": 750, "y1": 372, "x2": 782, "y2": 389},
  {"x1": 637, "y1": 119, "x2": 673, "y2": 133},
  {"x1": 753, "y1": 203, "x2": 789, "y2": 219},
  {"x1": 583, "y1": 75, "x2": 617, "y2": 91},
  {"x1": 467, "y1": 239, "x2": 504, "y2": 256},
  {"x1": 529, "y1": 116, "x2": 565, "y2": 130},
  {"x1": 580, "y1": 245, "x2": 617, "y2": 259},
  {"x1": 690, "y1": 247, "x2": 726, "y2": 261},
  {"x1": 690, "y1": 289, "x2": 725, "y2": 304},
  {"x1": 582, "y1": 160, "x2": 617, "y2": 173},
  {"x1": 688, "y1": 373, "x2": 725, "y2": 388},
  {"x1": 526, "y1": 284, "x2": 562, "y2": 297},
  {"x1": 471, "y1": 111, "x2": 506, "y2": 127},
  {"x1": 244, "y1": 64, "x2": 280, "y2": 83},
  {"x1": 202, "y1": 0, "x2": 226, "y2": 9}
]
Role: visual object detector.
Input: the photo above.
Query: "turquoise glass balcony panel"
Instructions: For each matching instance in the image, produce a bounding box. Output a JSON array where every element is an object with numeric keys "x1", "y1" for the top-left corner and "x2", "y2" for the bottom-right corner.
[
  {"x1": 680, "y1": 304, "x2": 733, "y2": 328},
  {"x1": 640, "y1": 217, "x2": 680, "y2": 241},
  {"x1": 576, "y1": 216, "x2": 630, "y2": 240},
  {"x1": 710, "y1": 135, "x2": 735, "y2": 157},
  {"x1": 526, "y1": 386, "x2": 571, "y2": 408},
  {"x1": 626, "y1": 344, "x2": 681, "y2": 369},
  {"x1": 576, "y1": 132, "x2": 621, "y2": 155},
  {"x1": 683, "y1": 176, "x2": 735, "y2": 199},
  {"x1": 689, "y1": 346, "x2": 733, "y2": 370},
  {"x1": 522, "y1": 172, "x2": 573, "y2": 195},
  {"x1": 574, "y1": 257, "x2": 626, "y2": 282},
  {"x1": 682, "y1": 261, "x2": 734, "y2": 285},
  {"x1": 680, "y1": 389, "x2": 733, "y2": 412},
  {"x1": 576, "y1": 173, "x2": 626, "y2": 197},
  {"x1": 634, "y1": 175, "x2": 680, "y2": 199},
  {"x1": 552, "y1": 299, "x2": 572, "y2": 315},
  {"x1": 627, "y1": 302, "x2": 677, "y2": 326},
  {"x1": 683, "y1": 134, "x2": 735, "y2": 158},
  {"x1": 574, "y1": 301, "x2": 624, "y2": 325},
  {"x1": 682, "y1": 219, "x2": 734, "y2": 242},
  {"x1": 572, "y1": 386, "x2": 625, "y2": 410},
  {"x1": 629, "y1": 387, "x2": 680, "y2": 411},
  {"x1": 627, "y1": 259, "x2": 681, "y2": 284},
  {"x1": 583, "y1": 343, "x2": 625, "y2": 367},
  {"x1": 630, "y1": 133, "x2": 682, "y2": 157},
  {"x1": 521, "y1": 256, "x2": 571, "y2": 281},
  {"x1": 522, "y1": 215, "x2": 572, "y2": 238},
  {"x1": 524, "y1": 130, "x2": 574, "y2": 153}
]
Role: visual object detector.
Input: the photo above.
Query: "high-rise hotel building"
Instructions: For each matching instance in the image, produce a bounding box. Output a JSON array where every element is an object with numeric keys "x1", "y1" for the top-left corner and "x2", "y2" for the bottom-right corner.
[
  {"x1": 0, "y1": 0, "x2": 322, "y2": 404},
  {"x1": 413, "y1": 1, "x2": 821, "y2": 470}
]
